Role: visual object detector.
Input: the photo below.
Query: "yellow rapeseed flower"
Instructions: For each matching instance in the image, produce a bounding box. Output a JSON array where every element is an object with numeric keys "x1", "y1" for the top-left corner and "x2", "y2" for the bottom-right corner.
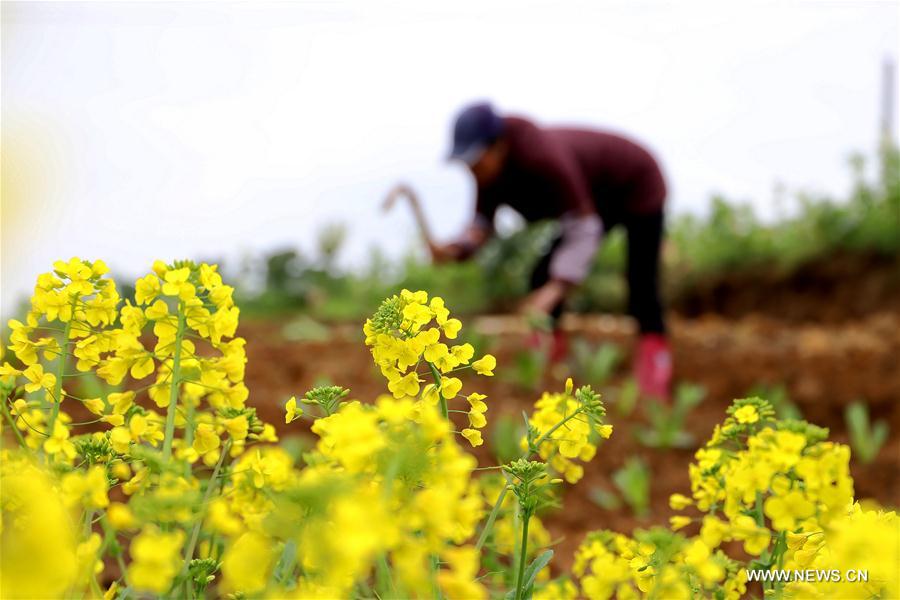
[
  {"x1": 388, "y1": 371, "x2": 420, "y2": 399},
  {"x1": 472, "y1": 354, "x2": 496, "y2": 376},
  {"x1": 193, "y1": 422, "x2": 221, "y2": 455},
  {"x1": 221, "y1": 531, "x2": 275, "y2": 594},
  {"x1": 284, "y1": 396, "x2": 299, "y2": 423},
  {"x1": 128, "y1": 526, "x2": 185, "y2": 594},
  {"x1": 734, "y1": 405, "x2": 759, "y2": 424},
  {"x1": 461, "y1": 428, "x2": 483, "y2": 447}
]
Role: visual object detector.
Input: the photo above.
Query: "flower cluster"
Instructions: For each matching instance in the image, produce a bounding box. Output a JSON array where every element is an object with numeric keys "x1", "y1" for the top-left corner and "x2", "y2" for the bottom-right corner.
[
  {"x1": 2, "y1": 270, "x2": 578, "y2": 600},
  {"x1": 3, "y1": 258, "x2": 116, "y2": 458},
  {"x1": 0, "y1": 259, "x2": 271, "y2": 598},
  {"x1": 299, "y1": 395, "x2": 485, "y2": 597},
  {"x1": 565, "y1": 398, "x2": 898, "y2": 599},
  {"x1": 2, "y1": 259, "x2": 260, "y2": 466},
  {"x1": 363, "y1": 289, "x2": 496, "y2": 447},
  {"x1": 207, "y1": 379, "x2": 490, "y2": 596},
  {"x1": 782, "y1": 503, "x2": 899, "y2": 599},
  {"x1": 523, "y1": 379, "x2": 612, "y2": 483},
  {"x1": 677, "y1": 398, "x2": 854, "y2": 554},
  {"x1": 572, "y1": 528, "x2": 747, "y2": 599},
  {"x1": 0, "y1": 451, "x2": 81, "y2": 599}
]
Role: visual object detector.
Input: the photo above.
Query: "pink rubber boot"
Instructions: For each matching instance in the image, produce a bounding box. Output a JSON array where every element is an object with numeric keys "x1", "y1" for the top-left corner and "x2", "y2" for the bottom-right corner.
[{"x1": 635, "y1": 333, "x2": 672, "y2": 401}]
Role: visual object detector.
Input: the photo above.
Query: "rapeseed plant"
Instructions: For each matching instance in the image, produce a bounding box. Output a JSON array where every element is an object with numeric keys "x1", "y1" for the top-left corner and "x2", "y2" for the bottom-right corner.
[
  {"x1": 0, "y1": 259, "x2": 894, "y2": 599},
  {"x1": 566, "y1": 397, "x2": 898, "y2": 599}
]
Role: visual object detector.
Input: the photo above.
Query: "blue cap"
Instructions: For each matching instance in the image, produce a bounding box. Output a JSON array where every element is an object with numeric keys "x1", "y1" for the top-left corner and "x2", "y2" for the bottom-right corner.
[{"x1": 448, "y1": 102, "x2": 504, "y2": 165}]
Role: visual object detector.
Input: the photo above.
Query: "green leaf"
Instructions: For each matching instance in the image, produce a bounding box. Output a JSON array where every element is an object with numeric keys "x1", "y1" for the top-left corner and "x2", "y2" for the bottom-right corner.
[
  {"x1": 612, "y1": 457, "x2": 651, "y2": 517},
  {"x1": 522, "y1": 549, "x2": 554, "y2": 595},
  {"x1": 845, "y1": 401, "x2": 889, "y2": 464},
  {"x1": 873, "y1": 421, "x2": 889, "y2": 446}
]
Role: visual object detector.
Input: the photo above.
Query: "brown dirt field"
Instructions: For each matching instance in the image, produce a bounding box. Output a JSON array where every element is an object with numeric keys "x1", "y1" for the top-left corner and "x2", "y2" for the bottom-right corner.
[
  {"x1": 239, "y1": 306, "x2": 900, "y2": 571},
  {"x1": 671, "y1": 251, "x2": 900, "y2": 323}
]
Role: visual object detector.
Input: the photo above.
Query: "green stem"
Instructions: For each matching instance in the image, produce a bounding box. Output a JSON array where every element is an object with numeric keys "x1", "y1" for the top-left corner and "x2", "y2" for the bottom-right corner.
[
  {"x1": 100, "y1": 514, "x2": 133, "y2": 591},
  {"x1": 771, "y1": 531, "x2": 787, "y2": 597},
  {"x1": 0, "y1": 396, "x2": 27, "y2": 449},
  {"x1": 84, "y1": 509, "x2": 95, "y2": 537},
  {"x1": 477, "y1": 409, "x2": 583, "y2": 553},
  {"x1": 272, "y1": 540, "x2": 297, "y2": 587},
  {"x1": 376, "y1": 554, "x2": 395, "y2": 599},
  {"x1": 753, "y1": 492, "x2": 773, "y2": 592},
  {"x1": 88, "y1": 572, "x2": 104, "y2": 599},
  {"x1": 426, "y1": 361, "x2": 449, "y2": 419},
  {"x1": 422, "y1": 360, "x2": 451, "y2": 600},
  {"x1": 180, "y1": 439, "x2": 231, "y2": 582},
  {"x1": 116, "y1": 552, "x2": 132, "y2": 590},
  {"x1": 209, "y1": 533, "x2": 221, "y2": 562},
  {"x1": 513, "y1": 508, "x2": 532, "y2": 600},
  {"x1": 80, "y1": 509, "x2": 106, "y2": 597},
  {"x1": 183, "y1": 402, "x2": 195, "y2": 477},
  {"x1": 774, "y1": 530, "x2": 787, "y2": 568},
  {"x1": 430, "y1": 554, "x2": 444, "y2": 600},
  {"x1": 162, "y1": 305, "x2": 186, "y2": 460},
  {"x1": 476, "y1": 482, "x2": 510, "y2": 551},
  {"x1": 47, "y1": 306, "x2": 75, "y2": 436}
]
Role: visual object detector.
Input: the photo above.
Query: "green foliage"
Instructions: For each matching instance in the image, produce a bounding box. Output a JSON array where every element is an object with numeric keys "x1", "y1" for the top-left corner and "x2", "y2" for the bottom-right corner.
[
  {"x1": 635, "y1": 383, "x2": 705, "y2": 449},
  {"x1": 569, "y1": 340, "x2": 622, "y2": 387},
  {"x1": 612, "y1": 457, "x2": 651, "y2": 518},
  {"x1": 224, "y1": 145, "x2": 899, "y2": 321},
  {"x1": 589, "y1": 486, "x2": 622, "y2": 511},
  {"x1": 611, "y1": 379, "x2": 639, "y2": 418},
  {"x1": 281, "y1": 315, "x2": 332, "y2": 342},
  {"x1": 667, "y1": 145, "x2": 900, "y2": 295},
  {"x1": 504, "y1": 349, "x2": 548, "y2": 392},
  {"x1": 845, "y1": 401, "x2": 889, "y2": 464},
  {"x1": 569, "y1": 229, "x2": 628, "y2": 314},
  {"x1": 476, "y1": 221, "x2": 559, "y2": 304},
  {"x1": 504, "y1": 550, "x2": 554, "y2": 600}
]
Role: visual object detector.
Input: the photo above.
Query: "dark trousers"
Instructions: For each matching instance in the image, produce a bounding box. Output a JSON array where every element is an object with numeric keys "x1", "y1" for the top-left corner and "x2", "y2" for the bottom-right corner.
[{"x1": 530, "y1": 211, "x2": 666, "y2": 334}]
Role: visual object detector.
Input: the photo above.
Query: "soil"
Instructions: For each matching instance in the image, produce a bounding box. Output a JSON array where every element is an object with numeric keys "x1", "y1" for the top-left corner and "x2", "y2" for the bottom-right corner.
[
  {"x1": 239, "y1": 305, "x2": 900, "y2": 571},
  {"x1": 671, "y1": 251, "x2": 900, "y2": 323}
]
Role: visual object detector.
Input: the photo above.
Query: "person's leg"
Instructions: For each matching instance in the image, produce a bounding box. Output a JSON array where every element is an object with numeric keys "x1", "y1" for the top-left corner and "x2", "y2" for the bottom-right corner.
[
  {"x1": 625, "y1": 212, "x2": 666, "y2": 334},
  {"x1": 625, "y1": 211, "x2": 671, "y2": 399}
]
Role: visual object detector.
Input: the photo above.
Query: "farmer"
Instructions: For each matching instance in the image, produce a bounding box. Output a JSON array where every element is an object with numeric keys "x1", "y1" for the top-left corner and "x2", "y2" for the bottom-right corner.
[{"x1": 431, "y1": 102, "x2": 672, "y2": 399}]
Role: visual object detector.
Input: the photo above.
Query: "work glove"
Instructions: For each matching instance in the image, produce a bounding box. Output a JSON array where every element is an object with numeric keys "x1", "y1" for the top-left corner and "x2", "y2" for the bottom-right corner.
[{"x1": 635, "y1": 333, "x2": 672, "y2": 401}]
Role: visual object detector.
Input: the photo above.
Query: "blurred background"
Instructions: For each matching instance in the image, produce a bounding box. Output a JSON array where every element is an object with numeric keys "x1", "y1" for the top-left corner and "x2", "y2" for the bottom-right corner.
[
  {"x1": 2, "y1": 0, "x2": 899, "y2": 555},
  {"x1": 2, "y1": 1, "x2": 898, "y2": 315}
]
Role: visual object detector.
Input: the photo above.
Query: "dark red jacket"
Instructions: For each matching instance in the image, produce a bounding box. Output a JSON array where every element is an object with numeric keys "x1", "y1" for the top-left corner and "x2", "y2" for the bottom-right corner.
[{"x1": 476, "y1": 117, "x2": 666, "y2": 227}]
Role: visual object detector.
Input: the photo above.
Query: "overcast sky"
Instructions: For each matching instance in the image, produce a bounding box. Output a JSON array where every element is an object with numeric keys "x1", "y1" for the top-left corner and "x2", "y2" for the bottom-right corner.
[{"x1": 2, "y1": 1, "x2": 898, "y2": 313}]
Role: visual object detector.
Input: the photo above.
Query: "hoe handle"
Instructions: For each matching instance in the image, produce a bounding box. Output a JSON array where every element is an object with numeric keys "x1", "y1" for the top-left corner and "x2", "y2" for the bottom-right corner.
[{"x1": 383, "y1": 183, "x2": 436, "y2": 248}]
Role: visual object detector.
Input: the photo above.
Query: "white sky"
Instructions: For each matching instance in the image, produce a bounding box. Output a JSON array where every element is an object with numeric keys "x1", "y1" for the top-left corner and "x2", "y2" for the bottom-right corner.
[{"x1": 2, "y1": 0, "x2": 899, "y2": 313}]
